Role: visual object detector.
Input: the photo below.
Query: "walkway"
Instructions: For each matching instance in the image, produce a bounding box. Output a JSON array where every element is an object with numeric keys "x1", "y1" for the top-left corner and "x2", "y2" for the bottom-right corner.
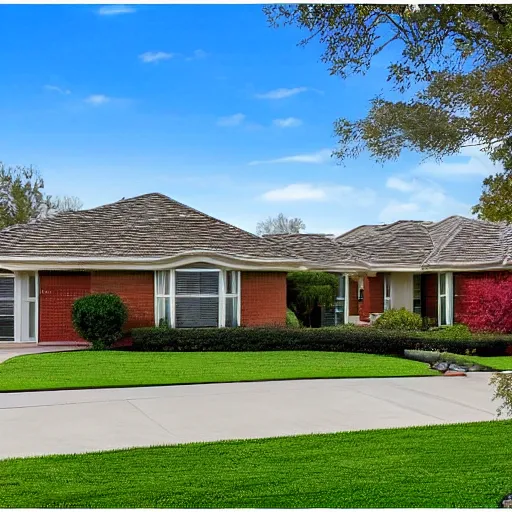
[
  {"x1": 0, "y1": 345, "x2": 85, "y2": 363},
  {"x1": 0, "y1": 373, "x2": 503, "y2": 459}
]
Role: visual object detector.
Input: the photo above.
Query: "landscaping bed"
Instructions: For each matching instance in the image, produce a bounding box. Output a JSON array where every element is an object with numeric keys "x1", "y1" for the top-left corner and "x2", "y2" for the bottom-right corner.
[
  {"x1": 1, "y1": 420, "x2": 511, "y2": 508},
  {"x1": 0, "y1": 351, "x2": 436, "y2": 392}
]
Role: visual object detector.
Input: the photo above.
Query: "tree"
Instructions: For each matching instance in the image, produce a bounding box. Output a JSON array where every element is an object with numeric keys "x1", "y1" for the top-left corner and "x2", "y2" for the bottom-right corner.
[
  {"x1": 265, "y1": 5, "x2": 512, "y2": 170},
  {"x1": 0, "y1": 162, "x2": 52, "y2": 229},
  {"x1": 52, "y1": 195, "x2": 83, "y2": 213},
  {"x1": 287, "y1": 271, "x2": 338, "y2": 327},
  {"x1": 472, "y1": 170, "x2": 512, "y2": 222},
  {"x1": 256, "y1": 213, "x2": 305, "y2": 235}
]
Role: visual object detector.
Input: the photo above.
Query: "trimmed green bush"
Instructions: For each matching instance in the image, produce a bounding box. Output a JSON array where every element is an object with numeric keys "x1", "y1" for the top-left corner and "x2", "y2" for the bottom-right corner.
[
  {"x1": 428, "y1": 323, "x2": 472, "y2": 339},
  {"x1": 374, "y1": 308, "x2": 423, "y2": 331},
  {"x1": 286, "y1": 309, "x2": 301, "y2": 328},
  {"x1": 72, "y1": 293, "x2": 128, "y2": 350},
  {"x1": 131, "y1": 326, "x2": 511, "y2": 356}
]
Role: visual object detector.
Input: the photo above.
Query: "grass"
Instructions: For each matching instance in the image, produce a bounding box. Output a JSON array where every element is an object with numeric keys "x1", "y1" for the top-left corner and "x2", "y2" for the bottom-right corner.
[
  {"x1": 469, "y1": 355, "x2": 512, "y2": 370},
  {"x1": 0, "y1": 350, "x2": 436, "y2": 391},
  {"x1": 0, "y1": 420, "x2": 511, "y2": 508}
]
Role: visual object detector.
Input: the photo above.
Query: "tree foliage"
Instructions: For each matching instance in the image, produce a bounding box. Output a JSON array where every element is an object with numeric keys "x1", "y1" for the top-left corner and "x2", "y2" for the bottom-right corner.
[
  {"x1": 0, "y1": 162, "x2": 82, "y2": 229},
  {"x1": 472, "y1": 170, "x2": 512, "y2": 222},
  {"x1": 287, "y1": 271, "x2": 338, "y2": 326},
  {"x1": 256, "y1": 213, "x2": 305, "y2": 235},
  {"x1": 0, "y1": 163, "x2": 52, "y2": 229},
  {"x1": 265, "y1": 5, "x2": 512, "y2": 219},
  {"x1": 52, "y1": 195, "x2": 83, "y2": 213}
]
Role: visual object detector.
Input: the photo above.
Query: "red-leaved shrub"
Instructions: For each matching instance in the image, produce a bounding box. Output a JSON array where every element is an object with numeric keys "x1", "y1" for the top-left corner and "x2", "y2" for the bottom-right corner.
[{"x1": 457, "y1": 275, "x2": 512, "y2": 333}]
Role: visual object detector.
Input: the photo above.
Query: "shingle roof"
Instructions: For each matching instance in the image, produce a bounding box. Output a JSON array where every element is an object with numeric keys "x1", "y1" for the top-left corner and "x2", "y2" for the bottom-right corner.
[
  {"x1": 263, "y1": 233, "x2": 369, "y2": 270},
  {"x1": 272, "y1": 216, "x2": 512, "y2": 271},
  {"x1": 0, "y1": 193, "x2": 301, "y2": 262}
]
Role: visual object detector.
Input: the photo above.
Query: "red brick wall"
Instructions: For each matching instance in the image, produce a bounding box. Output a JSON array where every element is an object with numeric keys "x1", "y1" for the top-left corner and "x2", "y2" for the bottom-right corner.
[
  {"x1": 349, "y1": 279, "x2": 359, "y2": 316},
  {"x1": 39, "y1": 272, "x2": 91, "y2": 342},
  {"x1": 423, "y1": 273, "x2": 438, "y2": 323},
  {"x1": 91, "y1": 271, "x2": 154, "y2": 330},
  {"x1": 241, "y1": 271, "x2": 287, "y2": 327},
  {"x1": 39, "y1": 270, "x2": 154, "y2": 342},
  {"x1": 359, "y1": 274, "x2": 384, "y2": 322}
]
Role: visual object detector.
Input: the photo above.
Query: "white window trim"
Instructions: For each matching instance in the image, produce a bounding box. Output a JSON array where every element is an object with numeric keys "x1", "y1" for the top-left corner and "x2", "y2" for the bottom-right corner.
[
  {"x1": 155, "y1": 269, "x2": 240, "y2": 328},
  {"x1": 438, "y1": 272, "x2": 453, "y2": 326},
  {"x1": 0, "y1": 273, "x2": 15, "y2": 342},
  {"x1": 383, "y1": 274, "x2": 391, "y2": 311}
]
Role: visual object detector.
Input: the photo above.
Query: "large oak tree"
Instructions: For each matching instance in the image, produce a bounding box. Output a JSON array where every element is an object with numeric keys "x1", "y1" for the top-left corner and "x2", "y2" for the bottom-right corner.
[{"x1": 265, "y1": 4, "x2": 512, "y2": 221}]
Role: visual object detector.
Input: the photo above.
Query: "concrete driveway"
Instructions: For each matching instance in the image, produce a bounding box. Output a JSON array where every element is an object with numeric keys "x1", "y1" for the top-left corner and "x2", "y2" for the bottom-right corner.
[{"x1": 0, "y1": 373, "x2": 504, "y2": 459}]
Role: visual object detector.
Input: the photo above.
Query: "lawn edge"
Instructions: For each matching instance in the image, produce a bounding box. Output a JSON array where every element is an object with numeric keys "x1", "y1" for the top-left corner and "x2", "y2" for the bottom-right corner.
[{"x1": 0, "y1": 372, "x2": 441, "y2": 394}]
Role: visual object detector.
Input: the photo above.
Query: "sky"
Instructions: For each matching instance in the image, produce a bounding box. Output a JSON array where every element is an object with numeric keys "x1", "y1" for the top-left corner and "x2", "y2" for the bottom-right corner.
[{"x1": 0, "y1": 4, "x2": 501, "y2": 235}]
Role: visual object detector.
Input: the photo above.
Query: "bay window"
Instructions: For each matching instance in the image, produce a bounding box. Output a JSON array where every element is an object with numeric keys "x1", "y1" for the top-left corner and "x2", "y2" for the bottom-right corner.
[{"x1": 155, "y1": 269, "x2": 240, "y2": 328}]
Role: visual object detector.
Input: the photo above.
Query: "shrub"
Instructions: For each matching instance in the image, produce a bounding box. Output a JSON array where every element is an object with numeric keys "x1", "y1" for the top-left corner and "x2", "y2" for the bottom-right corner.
[
  {"x1": 72, "y1": 293, "x2": 128, "y2": 349},
  {"x1": 428, "y1": 324, "x2": 472, "y2": 339},
  {"x1": 457, "y1": 276, "x2": 512, "y2": 333},
  {"x1": 286, "y1": 309, "x2": 301, "y2": 328},
  {"x1": 374, "y1": 308, "x2": 423, "y2": 331},
  {"x1": 131, "y1": 326, "x2": 511, "y2": 356}
]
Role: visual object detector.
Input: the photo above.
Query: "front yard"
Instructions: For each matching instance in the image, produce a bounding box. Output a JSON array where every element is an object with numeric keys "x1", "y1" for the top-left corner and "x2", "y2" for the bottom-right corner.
[
  {"x1": 0, "y1": 350, "x2": 437, "y2": 391},
  {"x1": 1, "y1": 420, "x2": 511, "y2": 508}
]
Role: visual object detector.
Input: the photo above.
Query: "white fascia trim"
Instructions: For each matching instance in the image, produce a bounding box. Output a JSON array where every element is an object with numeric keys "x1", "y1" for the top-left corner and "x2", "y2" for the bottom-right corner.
[{"x1": 0, "y1": 253, "x2": 309, "y2": 272}]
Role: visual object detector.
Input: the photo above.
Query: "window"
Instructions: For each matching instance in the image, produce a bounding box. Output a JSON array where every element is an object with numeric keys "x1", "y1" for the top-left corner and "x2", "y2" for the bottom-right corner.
[
  {"x1": 438, "y1": 272, "x2": 453, "y2": 326},
  {"x1": 224, "y1": 270, "x2": 239, "y2": 327},
  {"x1": 383, "y1": 274, "x2": 391, "y2": 311},
  {"x1": 175, "y1": 270, "x2": 219, "y2": 328},
  {"x1": 155, "y1": 271, "x2": 172, "y2": 327},
  {"x1": 413, "y1": 274, "x2": 422, "y2": 316},
  {"x1": 155, "y1": 269, "x2": 240, "y2": 328},
  {"x1": 27, "y1": 275, "x2": 37, "y2": 340},
  {"x1": 334, "y1": 274, "x2": 346, "y2": 325},
  {"x1": 0, "y1": 276, "x2": 14, "y2": 341}
]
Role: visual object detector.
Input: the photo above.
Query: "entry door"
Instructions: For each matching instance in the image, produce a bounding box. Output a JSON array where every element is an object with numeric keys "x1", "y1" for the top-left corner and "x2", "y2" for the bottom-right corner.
[{"x1": 0, "y1": 276, "x2": 14, "y2": 342}]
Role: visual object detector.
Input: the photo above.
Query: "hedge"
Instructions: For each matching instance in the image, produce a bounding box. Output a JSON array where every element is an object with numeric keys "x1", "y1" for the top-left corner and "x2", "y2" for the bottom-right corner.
[{"x1": 131, "y1": 326, "x2": 512, "y2": 356}]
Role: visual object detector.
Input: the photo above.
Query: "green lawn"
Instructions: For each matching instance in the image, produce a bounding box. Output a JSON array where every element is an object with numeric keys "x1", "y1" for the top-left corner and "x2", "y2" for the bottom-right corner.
[
  {"x1": 1, "y1": 420, "x2": 511, "y2": 508},
  {"x1": 469, "y1": 355, "x2": 512, "y2": 370},
  {"x1": 0, "y1": 350, "x2": 436, "y2": 391}
]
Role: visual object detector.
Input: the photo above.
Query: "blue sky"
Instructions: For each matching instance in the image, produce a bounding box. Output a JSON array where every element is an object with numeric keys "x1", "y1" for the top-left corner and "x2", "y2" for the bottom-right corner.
[{"x1": 0, "y1": 4, "x2": 499, "y2": 235}]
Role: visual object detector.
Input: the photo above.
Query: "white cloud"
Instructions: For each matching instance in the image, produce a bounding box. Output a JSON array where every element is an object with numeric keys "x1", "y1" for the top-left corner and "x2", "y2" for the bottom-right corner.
[
  {"x1": 249, "y1": 148, "x2": 332, "y2": 166},
  {"x1": 381, "y1": 174, "x2": 471, "y2": 223},
  {"x1": 98, "y1": 5, "x2": 136, "y2": 15},
  {"x1": 262, "y1": 184, "x2": 328, "y2": 202},
  {"x1": 261, "y1": 183, "x2": 376, "y2": 206},
  {"x1": 273, "y1": 117, "x2": 302, "y2": 128},
  {"x1": 414, "y1": 147, "x2": 499, "y2": 179},
  {"x1": 44, "y1": 85, "x2": 71, "y2": 95},
  {"x1": 84, "y1": 94, "x2": 111, "y2": 106},
  {"x1": 217, "y1": 113, "x2": 246, "y2": 127},
  {"x1": 379, "y1": 201, "x2": 421, "y2": 222},
  {"x1": 139, "y1": 51, "x2": 174, "y2": 63},
  {"x1": 256, "y1": 87, "x2": 308, "y2": 100},
  {"x1": 186, "y1": 49, "x2": 208, "y2": 61}
]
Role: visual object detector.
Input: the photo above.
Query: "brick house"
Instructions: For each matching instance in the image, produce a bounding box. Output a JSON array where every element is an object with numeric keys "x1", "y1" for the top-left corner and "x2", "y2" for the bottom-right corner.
[
  {"x1": 0, "y1": 193, "x2": 306, "y2": 343},
  {"x1": 268, "y1": 217, "x2": 512, "y2": 329},
  {"x1": 0, "y1": 193, "x2": 510, "y2": 344}
]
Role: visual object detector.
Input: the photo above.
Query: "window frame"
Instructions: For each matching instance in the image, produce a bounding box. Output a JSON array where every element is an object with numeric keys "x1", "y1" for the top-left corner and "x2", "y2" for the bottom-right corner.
[
  {"x1": 383, "y1": 274, "x2": 391, "y2": 311},
  {"x1": 413, "y1": 274, "x2": 422, "y2": 316},
  {"x1": 437, "y1": 272, "x2": 453, "y2": 326},
  {"x1": 155, "y1": 269, "x2": 241, "y2": 328}
]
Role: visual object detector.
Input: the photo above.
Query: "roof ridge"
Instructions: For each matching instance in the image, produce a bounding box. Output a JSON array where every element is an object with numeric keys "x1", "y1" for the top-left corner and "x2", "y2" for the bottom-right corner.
[{"x1": 422, "y1": 216, "x2": 464, "y2": 265}]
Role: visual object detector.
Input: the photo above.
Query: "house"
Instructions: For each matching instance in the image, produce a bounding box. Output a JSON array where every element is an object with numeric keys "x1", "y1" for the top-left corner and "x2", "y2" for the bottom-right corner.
[
  {"x1": 0, "y1": 192, "x2": 510, "y2": 344},
  {"x1": 268, "y1": 217, "x2": 512, "y2": 328},
  {"x1": 0, "y1": 193, "x2": 308, "y2": 343}
]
